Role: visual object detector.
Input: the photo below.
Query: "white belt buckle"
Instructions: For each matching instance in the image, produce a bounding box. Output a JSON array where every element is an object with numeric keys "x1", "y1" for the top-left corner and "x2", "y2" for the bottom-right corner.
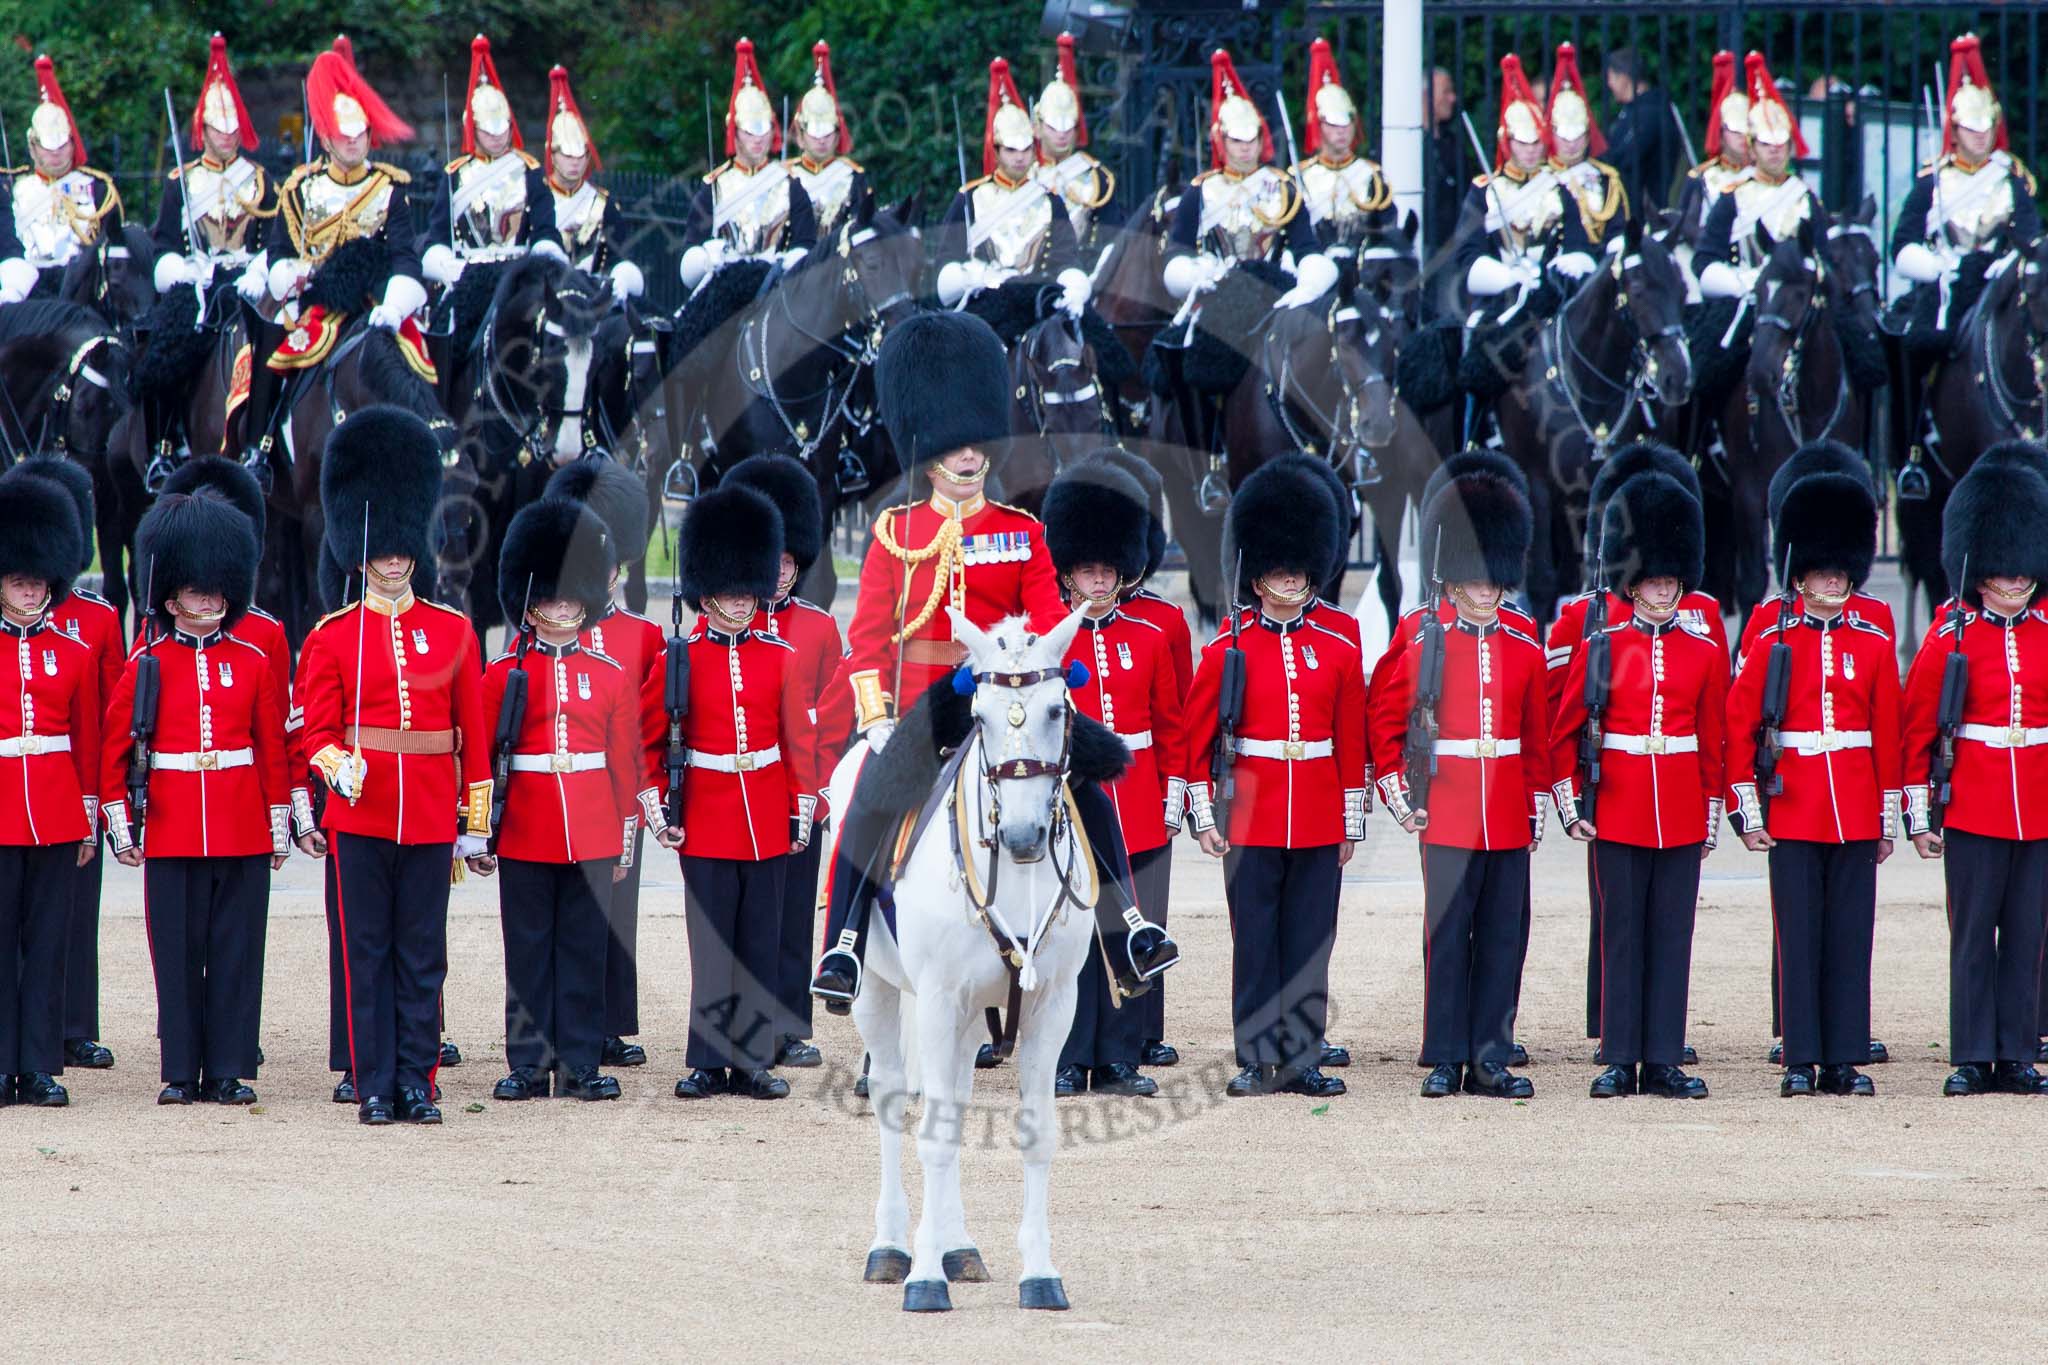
[
  {"x1": 551, "y1": 752, "x2": 574, "y2": 773},
  {"x1": 1283, "y1": 740, "x2": 1305, "y2": 761},
  {"x1": 1817, "y1": 731, "x2": 1840, "y2": 752},
  {"x1": 197, "y1": 750, "x2": 220, "y2": 770},
  {"x1": 737, "y1": 752, "x2": 757, "y2": 772},
  {"x1": 1645, "y1": 735, "x2": 1666, "y2": 755},
  {"x1": 1476, "y1": 738, "x2": 1497, "y2": 759},
  {"x1": 18, "y1": 735, "x2": 42, "y2": 756},
  {"x1": 2009, "y1": 725, "x2": 2027, "y2": 749}
]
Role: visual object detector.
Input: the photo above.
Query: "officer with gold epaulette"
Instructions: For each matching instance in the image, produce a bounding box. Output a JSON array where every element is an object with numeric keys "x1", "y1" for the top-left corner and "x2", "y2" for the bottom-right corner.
[
  {"x1": 787, "y1": 41, "x2": 873, "y2": 240},
  {"x1": 1033, "y1": 33, "x2": 1115, "y2": 257},
  {"x1": 0, "y1": 54, "x2": 122, "y2": 306},
  {"x1": 293, "y1": 407, "x2": 492, "y2": 1126},
  {"x1": 680, "y1": 39, "x2": 817, "y2": 292},
  {"x1": 1545, "y1": 43, "x2": 1629, "y2": 252}
]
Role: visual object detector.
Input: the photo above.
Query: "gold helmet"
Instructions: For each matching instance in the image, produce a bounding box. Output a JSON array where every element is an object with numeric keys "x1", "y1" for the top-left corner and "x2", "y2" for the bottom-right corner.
[
  {"x1": 1944, "y1": 34, "x2": 2005, "y2": 150},
  {"x1": 1709, "y1": 48, "x2": 1750, "y2": 150},
  {"x1": 1493, "y1": 54, "x2": 1546, "y2": 167},
  {"x1": 1037, "y1": 32, "x2": 1086, "y2": 139},
  {"x1": 544, "y1": 65, "x2": 598, "y2": 173},
  {"x1": 463, "y1": 35, "x2": 521, "y2": 148},
  {"x1": 1305, "y1": 37, "x2": 1356, "y2": 143},
  {"x1": 725, "y1": 38, "x2": 779, "y2": 151},
  {"x1": 1743, "y1": 51, "x2": 1807, "y2": 154},
  {"x1": 29, "y1": 54, "x2": 82, "y2": 159},
  {"x1": 981, "y1": 57, "x2": 1034, "y2": 173},
  {"x1": 1207, "y1": 49, "x2": 1272, "y2": 165},
  {"x1": 1546, "y1": 42, "x2": 1603, "y2": 153},
  {"x1": 797, "y1": 40, "x2": 850, "y2": 154}
]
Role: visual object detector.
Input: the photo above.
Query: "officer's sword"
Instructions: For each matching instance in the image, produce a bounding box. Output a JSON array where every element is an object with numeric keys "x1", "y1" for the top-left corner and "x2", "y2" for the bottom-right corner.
[
  {"x1": 1670, "y1": 100, "x2": 1699, "y2": 171},
  {"x1": 1459, "y1": 109, "x2": 1531, "y2": 268},
  {"x1": 951, "y1": 96, "x2": 969, "y2": 188},
  {"x1": 162, "y1": 88, "x2": 207, "y2": 315},
  {"x1": 1274, "y1": 87, "x2": 1301, "y2": 173},
  {"x1": 349, "y1": 502, "x2": 369, "y2": 806},
  {"x1": 0, "y1": 107, "x2": 12, "y2": 174}
]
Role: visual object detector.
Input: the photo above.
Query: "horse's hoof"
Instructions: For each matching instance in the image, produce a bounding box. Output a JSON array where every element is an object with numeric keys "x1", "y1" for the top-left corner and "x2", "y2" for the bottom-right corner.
[
  {"x1": 864, "y1": 1248, "x2": 912, "y2": 1283},
  {"x1": 942, "y1": 1248, "x2": 990, "y2": 1282},
  {"x1": 1019, "y1": 1277, "x2": 1070, "y2": 1311},
  {"x1": 902, "y1": 1280, "x2": 952, "y2": 1313}
]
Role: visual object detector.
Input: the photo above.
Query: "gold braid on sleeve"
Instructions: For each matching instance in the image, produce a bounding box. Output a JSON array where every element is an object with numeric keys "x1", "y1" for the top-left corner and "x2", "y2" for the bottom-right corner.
[
  {"x1": 1068, "y1": 162, "x2": 1116, "y2": 211},
  {"x1": 872, "y1": 514, "x2": 965, "y2": 642}
]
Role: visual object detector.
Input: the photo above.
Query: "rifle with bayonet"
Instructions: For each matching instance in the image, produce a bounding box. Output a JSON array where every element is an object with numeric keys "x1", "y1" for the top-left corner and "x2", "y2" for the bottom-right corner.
[
  {"x1": 488, "y1": 576, "x2": 534, "y2": 850},
  {"x1": 663, "y1": 518, "x2": 690, "y2": 830},
  {"x1": 1212, "y1": 551, "x2": 1248, "y2": 839},
  {"x1": 1404, "y1": 528, "x2": 1447, "y2": 820},
  {"x1": 1928, "y1": 558, "x2": 1970, "y2": 834},
  {"x1": 124, "y1": 557, "x2": 161, "y2": 850},
  {"x1": 1578, "y1": 528, "x2": 1613, "y2": 826},
  {"x1": 1754, "y1": 546, "x2": 1796, "y2": 824}
]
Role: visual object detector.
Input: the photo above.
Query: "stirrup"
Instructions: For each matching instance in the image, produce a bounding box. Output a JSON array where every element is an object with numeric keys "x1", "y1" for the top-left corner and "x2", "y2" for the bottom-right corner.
[
  {"x1": 239, "y1": 443, "x2": 275, "y2": 494},
  {"x1": 1352, "y1": 448, "x2": 1384, "y2": 488},
  {"x1": 1896, "y1": 451, "x2": 1931, "y2": 502},
  {"x1": 811, "y1": 946, "x2": 862, "y2": 1015},
  {"x1": 143, "y1": 446, "x2": 180, "y2": 494},
  {"x1": 835, "y1": 450, "x2": 870, "y2": 498},
  {"x1": 1126, "y1": 922, "x2": 1180, "y2": 982}
]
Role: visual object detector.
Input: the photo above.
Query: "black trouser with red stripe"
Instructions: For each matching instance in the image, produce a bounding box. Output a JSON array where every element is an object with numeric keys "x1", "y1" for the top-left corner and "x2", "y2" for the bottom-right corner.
[
  {"x1": 1944, "y1": 829, "x2": 2048, "y2": 1065},
  {"x1": 144, "y1": 854, "x2": 267, "y2": 1083},
  {"x1": 774, "y1": 836, "x2": 823, "y2": 1045},
  {"x1": 1419, "y1": 845, "x2": 1529, "y2": 1067},
  {"x1": 1223, "y1": 844, "x2": 1339, "y2": 1069},
  {"x1": 603, "y1": 827, "x2": 644, "y2": 1039},
  {"x1": 1769, "y1": 839, "x2": 1877, "y2": 1068},
  {"x1": 1062, "y1": 844, "x2": 1168, "y2": 1071},
  {"x1": 63, "y1": 843, "x2": 103, "y2": 1044},
  {"x1": 1591, "y1": 840, "x2": 1701, "y2": 1067},
  {"x1": 331, "y1": 832, "x2": 453, "y2": 1099},
  {"x1": 681, "y1": 853, "x2": 787, "y2": 1071},
  {"x1": 0, "y1": 843, "x2": 73, "y2": 1077},
  {"x1": 500, "y1": 857, "x2": 610, "y2": 1076}
]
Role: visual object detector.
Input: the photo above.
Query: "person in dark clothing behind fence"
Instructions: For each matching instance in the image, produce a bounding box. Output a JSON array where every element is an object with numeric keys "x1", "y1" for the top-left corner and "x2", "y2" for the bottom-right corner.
[
  {"x1": 1602, "y1": 48, "x2": 1680, "y2": 213},
  {"x1": 1423, "y1": 66, "x2": 1470, "y2": 319}
]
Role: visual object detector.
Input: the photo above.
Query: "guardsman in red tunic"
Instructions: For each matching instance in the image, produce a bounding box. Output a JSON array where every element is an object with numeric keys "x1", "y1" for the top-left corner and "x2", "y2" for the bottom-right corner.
[
  {"x1": 813, "y1": 312, "x2": 1176, "y2": 1011},
  {"x1": 1550, "y1": 474, "x2": 1725, "y2": 1099},
  {"x1": 101, "y1": 493, "x2": 288, "y2": 1105},
  {"x1": 1186, "y1": 461, "x2": 1365, "y2": 1099},
  {"x1": 660, "y1": 486, "x2": 816, "y2": 1101},
  {"x1": 1736, "y1": 441, "x2": 1896, "y2": 657},
  {"x1": 1902, "y1": 449, "x2": 2048, "y2": 1095},
  {"x1": 0, "y1": 475, "x2": 100, "y2": 1107},
  {"x1": 1088, "y1": 445, "x2": 1191, "y2": 1068},
  {"x1": 1726, "y1": 471, "x2": 1902, "y2": 1098},
  {"x1": 470, "y1": 498, "x2": 654, "y2": 1103},
  {"x1": 1543, "y1": 444, "x2": 1726, "y2": 1062},
  {"x1": 1370, "y1": 469, "x2": 1550, "y2": 1099},
  {"x1": 293, "y1": 408, "x2": 492, "y2": 1126},
  {"x1": 4, "y1": 456, "x2": 124, "y2": 1074},
  {"x1": 725, "y1": 454, "x2": 847, "y2": 1070},
  {"x1": 1044, "y1": 460, "x2": 1186, "y2": 1098},
  {"x1": 545, "y1": 457, "x2": 662, "y2": 1070}
]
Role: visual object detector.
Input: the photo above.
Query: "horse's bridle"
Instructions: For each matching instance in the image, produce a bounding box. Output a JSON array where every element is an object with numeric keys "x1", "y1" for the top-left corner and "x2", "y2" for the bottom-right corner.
[
  {"x1": 1749, "y1": 251, "x2": 1853, "y2": 443},
  {"x1": 1548, "y1": 250, "x2": 1685, "y2": 460},
  {"x1": 1981, "y1": 251, "x2": 2048, "y2": 441},
  {"x1": 1265, "y1": 296, "x2": 1399, "y2": 480},
  {"x1": 0, "y1": 332, "x2": 118, "y2": 464},
  {"x1": 1014, "y1": 312, "x2": 1105, "y2": 444}
]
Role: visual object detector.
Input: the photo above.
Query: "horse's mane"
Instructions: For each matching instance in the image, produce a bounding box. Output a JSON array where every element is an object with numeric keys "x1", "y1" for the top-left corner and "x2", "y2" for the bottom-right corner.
[
  {"x1": 489, "y1": 250, "x2": 599, "y2": 312},
  {"x1": 357, "y1": 328, "x2": 448, "y2": 422},
  {"x1": 0, "y1": 298, "x2": 105, "y2": 344}
]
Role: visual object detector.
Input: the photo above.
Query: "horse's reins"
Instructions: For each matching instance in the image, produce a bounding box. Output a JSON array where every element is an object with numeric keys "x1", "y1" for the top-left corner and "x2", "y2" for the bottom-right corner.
[
  {"x1": 2, "y1": 332, "x2": 118, "y2": 461},
  {"x1": 1980, "y1": 254, "x2": 2048, "y2": 442},
  {"x1": 1750, "y1": 253, "x2": 1851, "y2": 445},
  {"x1": 1547, "y1": 252, "x2": 1680, "y2": 460}
]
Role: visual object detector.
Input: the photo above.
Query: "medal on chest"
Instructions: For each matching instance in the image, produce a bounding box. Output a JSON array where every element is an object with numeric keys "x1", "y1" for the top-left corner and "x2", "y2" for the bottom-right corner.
[
  {"x1": 963, "y1": 531, "x2": 1031, "y2": 565},
  {"x1": 1844, "y1": 653, "x2": 1856, "y2": 681},
  {"x1": 219, "y1": 661, "x2": 235, "y2": 688},
  {"x1": 1303, "y1": 644, "x2": 1319, "y2": 670},
  {"x1": 42, "y1": 649, "x2": 57, "y2": 676},
  {"x1": 1116, "y1": 641, "x2": 1132, "y2": 670},
  {"x1": 577, "y1": 672, "x2": 592, "y2": 701},
  {"x1": 412, "y1": 627, "x2": 429, "y2": 655},
  {"x1": 59, "y1": 619, "x2": 79, "y2": 641}
]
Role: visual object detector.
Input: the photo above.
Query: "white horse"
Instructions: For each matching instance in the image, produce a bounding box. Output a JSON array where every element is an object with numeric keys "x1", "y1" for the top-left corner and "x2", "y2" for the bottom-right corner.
[{"x1": 825, "y1": 607, "x2": 1097, "y2": 1313}]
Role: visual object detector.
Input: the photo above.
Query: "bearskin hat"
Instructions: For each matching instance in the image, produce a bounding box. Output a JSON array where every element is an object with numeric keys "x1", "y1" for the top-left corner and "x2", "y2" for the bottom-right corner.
[
  {"x1": 1043, "y1": 461, "x2": 1150, "y2": 584},
  {"x1": 0, "y1": 466, "x2": 82, "y2": 600},
  {"x1": 544, "y1": 457, "x2": 650, "y2": 566},
  {"x1": 722, "y1": 454, "x2": 824, "y2": 575},
  {"x1": 320, "y1": 406, "x2": 443, "y2": 570},
  {"x1": 163, "y1": 455, "x2": 265, "y2": 547},
  {"x1": 1422, "y1": 447, "x2": 1530, "y2": 511},
  {"x1": 1264, "y1": 452, "x2": 1356, "y2": 583},
  {"x1": 497, "y1": 496, "x2": 616, "y2": 626},
  {"x1": 678, "y1": 484, "x2": 783, "y2": 610},
  {"x1": 876, "y1": 311, "x2": 1012, "y2": 470},
  {"x1": 1942, "y1": 448, "x2": 2048, "y2": 605},
  {"x1": 5, "y1": 454, "x2": 95, "y2": 577},
  {"x1": 1420, "y1": 470, "x2": 1532, "y2": 590},
  {"x1": 1766, "y1": 439, "x2": 1872, "y2": 525},
  {"x1": 1774, "y1": 472, "x2": 1876, "y2": 587},
  {"x1": 1598, "y1": 472, "x2": 1704, "y2": 592},
  {"x1": 135, "y1": 491, "x2": 258, "y2": 631},
  {"x1": 1085, "y1": 446, "x2": 1167, "y2": 581},
  {"x1": 1588, "y1": 441, "x2": 1698, "y2": 520},
  {"x1": 1225, "y1": 457, "x2": 1342, "y2": 599}
]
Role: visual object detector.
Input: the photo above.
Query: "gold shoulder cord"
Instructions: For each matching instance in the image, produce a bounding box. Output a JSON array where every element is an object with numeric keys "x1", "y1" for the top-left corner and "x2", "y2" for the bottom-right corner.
[
  {"x1": 1252, "y1": 173, "x2": 1302, "y2": 229},
  {"x1": 1069, "y1": 161, "x2": 1115, "y2": 211},
  {"x1": 243, "y1": 165, "x2": 280, "y2": 220},
  {"x1": 873, "y1": 514, "x2": 965, "y2": 642},
  {"x1": 1352, "y1": 166, "x2": 1394, "y2": 214}
]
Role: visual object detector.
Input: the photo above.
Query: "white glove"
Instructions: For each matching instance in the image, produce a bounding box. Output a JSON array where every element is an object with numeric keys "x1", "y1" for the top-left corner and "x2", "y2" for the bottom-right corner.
[
  {"x1": 236, "y1": 254, "x2": 269, "y2": 303},
  {"x1": 421, "y1": 244, "x2": 465, "y2": 287},
  {"x1": 780, "y1": 247, "x2": 809, "y2": 269},
  {"x1": 0, "y1": 257, "x2": 35, "y2": 305},
  {"x1": 267, "y1": 256, "x2": 312, "y2": 302},
  {"x1": 1274, "y1": 251, "x2": 1339, "y2": 309},
  {"x1": 937, "y1": 259, "x2": 988, "y2": 306},
  {"x1": 366, "y1": 273, "x2": 427, "y2": 330},
  {"x1": 1894, "y1": 242, "x2": 1952, "y2": 284},
  {"x1": 454, "y1": 833, "x2": 490, "y2": 859},
  {"x1": 1551, "y1": 250, "x2": 1597, "y2": 281},
  {"x1": 153, "y1": 252, "x2": 198, "y2": 293},
  {"x1": 864, "y1": 719, "x2": 896, "y2": 754},
  {"x1": 1698, "y1": 260, "x2": 1752, "y2": 299},
  {"x1": 1465, "y1": 254, "x2": 1521, "y2": 297},
  {"x1": 679, "y1": 239, "x2": 729, "y2": 289},
  {"x1": 609, "y1": 260, "x2": 645, "y2": 302},
  {"x1": 324, "y1": 752, "x2": 367, "y2": 801},
  {"x1": 1162, "y1": 252, "x2": 1203, "y2": 300},
  {"x1": 1055, "y1": 266, "x2": 1092, "y2": 318},
  {"x1": 530, "y1": 237, "x2": 569, "y2": 266}
]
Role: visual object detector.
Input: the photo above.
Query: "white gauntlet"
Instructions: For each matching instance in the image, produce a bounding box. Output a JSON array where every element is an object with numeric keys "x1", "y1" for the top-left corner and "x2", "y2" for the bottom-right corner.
[
  {"x1": 1882, "y1": 790, "x2": 1903, "y2": 842},
  {"x1": 270, "y1": 805, "x2": 291, "y2": 857},
  {"x1": 1705, "y1": 797, "x2": 1724, "y2": 850},
  {"x1": 1343, "y1": 788, "x2": 1367, "y2": 842},
  {"x1": 290, "y1": 787, "x2": 318, "y2": 839},
  {"x1": 1902, "y1": 785, "x2": 1931, "y2": 838},
  {"x1": 636, "y1": 787, "x2": 670, "y2": 838},
  {"x1": 1375, "y1": 772, "x2": 1414, "y2": 825},
  {"x1": 101, "y1": 801, "x2": 134, "y2": 855},
  {"x1": 1164, "y1": 776, "x2": 1187, "y2": 835},
  {"x1": 618, "y1": 818, "x2": 637, "y2": 868},
  {"x1": 1185, "y1": 781, "x2": 1216, "y2": 834}
]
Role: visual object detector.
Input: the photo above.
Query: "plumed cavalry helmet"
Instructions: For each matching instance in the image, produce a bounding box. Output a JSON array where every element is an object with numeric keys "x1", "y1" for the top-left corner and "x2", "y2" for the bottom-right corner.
[
  {"x1": 982, "y1": 58, "x2": 1035, "y2": 175},
  {"x1": 545, "y1": 65, "x2": 599, "y2": 172},
  {"x1": 725, "y1": 38, "x2": 779, "y2": 153},
  {"x1": 0, "y1": 464, "x2": 82, "y2": 602},
  {"x1": 307, "y1": 41, "x2": 412, "y2": 146},
  {"x1": 1225, "y1": 456, "x2": 1342, "y2": 601},
  {"x1": 722, "y1": 455, "x2": 825, "y2": 576},
  {"x1": 1943, "y1": 441, "x2": 2048, "y2": 606},
  {"x1": 1704, "y1": 51, "x2": 1750, "y2": 155},
  {"x1": 193, "y1": 33, "x2": 257, "y2": 152},
  {"x1": 29, "y1": 54, "x2": 83, "y2": 161},
  {"x1": 1944, "y1": 33, "x2": 2006, "y2": 150},
  {"x1": 1419, "y1": 469, "x2": 1532, "y2": 590},
  {"x1": 497, "y1": 496, "x2": 615, "y2": 625},
  {"x1": 5, "y1": 454, "x2": 96, "y2": 578},
  {"x1": 1043, "y1": 461, "x2": 1150, "y2": 586},
  {"x1": 875, "y1": 311, "x2": 1011, "y2": 476},
  {"x1": 136, "y1": 492, "x2": 259, "y2": 631},
  {"x1": 1546, "y1": 42, "x2": 1605, "y2": 155},
  {"x1": 1743, "y1": 50, "x2": 1808, "y2": 156},
  {"x1": 1304, "y1": 37, "x2": 1356, "y2": 145},
  {"x1": 1773, "y1": 472, "x2": 1876, "y2": 589},
  {"x1": 1037, "y1": 33, "x2": 1088, "y2": 141},
  {"x1": 1598, "y1": 473, "x2": 1704, "y2": 594},
  {"x1": 798, "y1": 41, "x2": 852, "y2": 154},
  {"x1": 321, "y1": 406, "x2": 443, "y2": 570},
  {"x1": 678, "y1": 484, "x2": 783, "y2": 611},
  {"x1": 1207, "y1": 49, "x2": 1273, "y2": 165},
  {"x1": 1494, "y1": 53, "x2": 1547, "y2": 168},
  {"x1": 545, "y1": 458, "x2": 650, "y2": 568},
  {"x1": 463, "y1": 34, "x2": 520, "y2": 150}
]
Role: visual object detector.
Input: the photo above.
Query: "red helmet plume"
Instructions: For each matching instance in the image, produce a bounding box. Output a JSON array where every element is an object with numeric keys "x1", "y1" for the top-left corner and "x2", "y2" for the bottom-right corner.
[{"x1": 544, "y1": 65, "x2": 600, "y2": 176}]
